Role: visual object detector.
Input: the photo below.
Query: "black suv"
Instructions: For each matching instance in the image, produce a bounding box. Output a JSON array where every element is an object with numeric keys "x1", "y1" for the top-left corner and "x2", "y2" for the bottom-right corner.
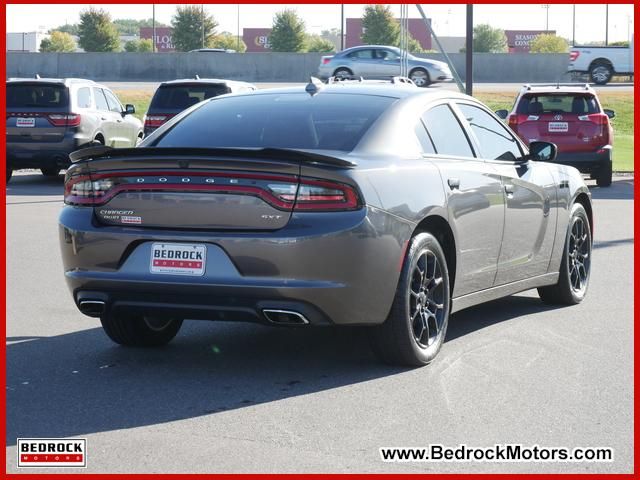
[
  {"x1": 6, "y1": 77, "x2": 143, "y2": 182},
  {"x1": 143, "y1": 78, "x2": 256, "y2": 136}
]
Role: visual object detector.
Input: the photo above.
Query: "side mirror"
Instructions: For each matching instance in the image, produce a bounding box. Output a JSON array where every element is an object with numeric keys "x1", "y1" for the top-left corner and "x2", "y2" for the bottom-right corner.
[
  {"x1": 603, "y1": 108, "x2": 615, "y2": 119},
  {"x1": 528, "y1": 141, "x2": 557, "y2": 163},
  {"x1": 495, "y1": 109, "x2": 508, "y2": 119},
  {"x1": 125, "y1": 104, "x2": 135, "y2": 115}
]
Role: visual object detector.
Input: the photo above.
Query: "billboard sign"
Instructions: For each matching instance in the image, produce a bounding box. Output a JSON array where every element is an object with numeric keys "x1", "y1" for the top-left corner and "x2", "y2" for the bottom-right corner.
[
  {"x1": 243, "y1": 28, "x2": 272, "y2": 52},
  {"x1": 140, "y1": 27, "x2": 174, "y2": 52},
  {"x1": 505, "y1": 30, "x2": 556, "y2": 53}
]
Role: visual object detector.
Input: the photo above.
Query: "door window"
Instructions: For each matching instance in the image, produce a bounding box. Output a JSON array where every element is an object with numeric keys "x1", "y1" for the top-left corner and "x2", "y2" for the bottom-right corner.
[
  {"x1": 422, "y1": 104, "x2": 475, "y2": 158},
  {"x1": 347, "y1": 49, "x2": 374, "y2": 59},
  {"x1": 103, "y1": 90, "x2": 123, "y2": 113},
  {"x1": 457, "y1": 103, "x2": 523, "y2": 161}
]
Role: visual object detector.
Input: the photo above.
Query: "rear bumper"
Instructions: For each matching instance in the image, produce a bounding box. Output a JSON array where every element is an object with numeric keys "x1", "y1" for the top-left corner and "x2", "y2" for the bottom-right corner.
[
  {"x1": 59, "y1": 206, "x2": 412, "y2": 326},
  {"x1": 552, "y1": 147, "x2": 612, "y2": 174},
  {"x1": 7, "y1": 135, "x2": 88, "y2": 170}
]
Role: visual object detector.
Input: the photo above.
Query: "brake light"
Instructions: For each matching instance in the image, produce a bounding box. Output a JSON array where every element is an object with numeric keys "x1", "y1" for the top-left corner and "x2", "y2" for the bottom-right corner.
[
  {"x1": 569, "y1": 51, "x2": 580, "y2": 62},
  {"x1": 64, "y1": 171, "x2": 361, "y2": 212},
  {"x1": 322, "y1": 57, "x2": 332, "y2": 65},
  {"x1": 144, "y1": 114, "x2": 174, "y2": 128},
  {"x1": 47, "y1": 113, "x2": 81, "y2": 127}
]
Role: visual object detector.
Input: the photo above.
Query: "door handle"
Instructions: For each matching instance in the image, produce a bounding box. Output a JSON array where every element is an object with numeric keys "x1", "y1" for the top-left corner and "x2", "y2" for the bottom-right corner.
[
  {"x1": 100, "y1": 117, "x2": 107, "y2": 120},
  {"x1": 447, "y1": 178, "x2": 460, "y2": 190},
  {"x1": 504, "y1": 184, "x2": 515, "y2": 195}
]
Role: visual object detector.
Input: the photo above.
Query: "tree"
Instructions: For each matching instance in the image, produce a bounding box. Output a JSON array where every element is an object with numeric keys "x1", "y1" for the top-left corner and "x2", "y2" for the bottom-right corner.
[
  {"x1": 171, "y1": 5, "x2": 218, "y2": 52},
  {"x1": 306, "y1": 35, "x2": 335, "y2": 53},
  {"x1": 50, "y1": 23, "x2": 78, "y2": 36},
  {"x1": 78, "y1": 8, "x2": 120, "y2": 52},
  {"x1": 113, "y1": 18, "x2": 168, "y2": 36},
  {"x1": 209, "y1": 32, "x2": 246, "y2": 52},
  {"x1": 361, "y1": 4, "x2": 400, "y2": 46},
  {"x1": 124, "y1": 38, "x2": 153, "y2": 52},
  {"x1": 40, "y1": 31, "x2": 76, "y2": 52},
  {"x1": 610, "y1": 40, "x2": 630, "y2": 47},
  {"x1": 472, "y1": 24, "x2": 508, "y2": 53},
  {"x1": 529, "y1": 34, "x2": 569, "y2": 53},
  {"x1": 269, "y1": 9, "x2": 307, "y2": 52},
  {"x1": 320, "y1": 28, "x2": 341, "y2": 51}
]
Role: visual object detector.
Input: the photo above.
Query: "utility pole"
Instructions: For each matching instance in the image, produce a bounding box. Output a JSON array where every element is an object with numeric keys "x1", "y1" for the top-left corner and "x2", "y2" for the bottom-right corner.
[
  {"x1": 605, "y1": 4, "x2": 609, "y2": 46},
  {"x1": 152, "y1": 4, "x2": 156, "y2": 53},
  {"x1": 201, "y1": 4, "x2": 205, "y2": 48},
  {"x1": 340, "y1": 4, "x2": 344, "y2": 50},
  {"x1": 237, "y1": 5, "x2": 240, "y2": 51},
  {"x1": 572, "y1": 5, "x2": 576, "y2": 46},
  {"x1": 466, "y1": 5, "x2": 473, "y2": 96}
]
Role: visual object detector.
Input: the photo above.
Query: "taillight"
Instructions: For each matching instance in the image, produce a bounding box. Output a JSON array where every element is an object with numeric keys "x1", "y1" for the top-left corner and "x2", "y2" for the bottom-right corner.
[
  {"x1": 322, "y1": 57, "x2": 331, "y2": 65},
  {"x1": 47, "y1": 113, "x2": 81, "y2": 127},
  {"x1": 508, "y1": 114, "x2": 529, "y2": 135},
  {"x1": 578, "y1": 113, "x2": 609, "y2": 126},
  {"x1": 268, "y1": 178, "x2": 360, "y2": 211},
  {"x1": 144, "y1": 114, "x2": 174, "y2": 128},
  {"x1": 569, "y1": 51, "x2": 580, "y2": 62},
  {"x1": 64, "y1": 172, "x2": 361, "y2": 211}
]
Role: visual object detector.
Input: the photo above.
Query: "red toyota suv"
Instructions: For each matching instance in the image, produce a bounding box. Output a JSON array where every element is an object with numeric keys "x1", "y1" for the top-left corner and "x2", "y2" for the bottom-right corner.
[{"x1": 496, "y1": 84, "x2": 615, "y2": 187}]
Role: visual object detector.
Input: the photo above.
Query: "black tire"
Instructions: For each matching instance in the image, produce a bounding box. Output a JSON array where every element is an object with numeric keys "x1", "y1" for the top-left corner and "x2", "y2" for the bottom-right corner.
[
  {"x1": 100, "y1": 312, "x2": 183, "y2": 347},
  {"x1": 6, "y1": 167, "x2": 12, "y2": 184},
  {"x1": 370, "y1": 232, "x2": 451, "y2": 366},
  {"x1": 589, "y1": 62, "x2": 613, "y2": 85},
  {"x1": 333, "y1": 68, "x2": 353, "y2": 79},
  {"x1": 41, "y1": 167, "x2": 61, "y2": 177},
  {"x1": 409, "y1": 68, "x2": 431, "y2": 87},
  {"x1": 596, "y1": 162, "x2": 612, "y2": 187},
  {"x1": 538, "y1": 203, "x2": 592, "y2": 305}
]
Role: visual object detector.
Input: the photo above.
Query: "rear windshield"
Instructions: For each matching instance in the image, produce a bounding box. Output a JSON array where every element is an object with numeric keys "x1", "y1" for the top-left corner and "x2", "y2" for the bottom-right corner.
[
  {"x1": 7, "y1": 83, "x2": 69, "y2": 109},
  {"x1": 150, "y1": 84, "x2": 232, "y2": 110},
  {"x1": 517, "y1": 93, "x2": 599, "y2": 115},
  {"x1": 153, "y1": 92, "x2": 396, "y2": 152}
]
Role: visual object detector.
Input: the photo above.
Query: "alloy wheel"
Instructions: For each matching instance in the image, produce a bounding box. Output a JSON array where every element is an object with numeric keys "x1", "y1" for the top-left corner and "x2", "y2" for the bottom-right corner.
[
  {"x1": 410, "y1": 70, "x2": 428, "y2": 87},
  {"x1": 568, "y1": 216, "x2": 591, "y2": 294},
  {"x1": 409, "y1": 249, "x2": 445, "y2": 347}
]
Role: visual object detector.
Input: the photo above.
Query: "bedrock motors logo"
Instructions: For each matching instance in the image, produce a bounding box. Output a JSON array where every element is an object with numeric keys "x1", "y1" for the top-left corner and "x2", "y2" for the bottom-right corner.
[{"x1": 18, "y1": 438, "x2": 86, "y2": 468}]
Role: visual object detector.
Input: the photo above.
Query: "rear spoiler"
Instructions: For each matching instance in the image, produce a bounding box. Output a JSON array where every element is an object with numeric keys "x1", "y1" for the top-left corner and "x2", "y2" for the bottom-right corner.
[{"x1": 69, "y1": 146, "x2": 357, "y2": 168}]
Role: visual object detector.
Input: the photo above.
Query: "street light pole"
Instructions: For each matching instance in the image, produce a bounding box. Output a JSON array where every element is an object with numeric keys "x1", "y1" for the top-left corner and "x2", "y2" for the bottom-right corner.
[
  {"x1": 605, "y1": 4, "x2": 609, "y2": 46},
  {"x1": 201, "y1": 4, "x2": 205, "y2": 48},
  {"x1": 152, "y1": 4, "x2": 156, "y2": 53},
  {"x1": 340, "y1": 4, "x2": 344, "y2": 50},
  {"x1": 541, "y1": 4, "x2": 550, "y2": 31},
  {"x1": 466, "y1": 5, "x2": 473, "y2": 96},
  {"x1": 572, "y1": 5, "x2": 576, "y2": 45},
  {"x1": 237, "y1": 5, "x2": 240, "y2": 51}
]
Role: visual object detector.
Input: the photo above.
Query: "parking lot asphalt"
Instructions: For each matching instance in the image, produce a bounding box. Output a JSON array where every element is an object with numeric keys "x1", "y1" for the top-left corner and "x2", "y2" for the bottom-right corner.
[{"x1": 6, "y1": 172, "x2": 634, "y2": 473}]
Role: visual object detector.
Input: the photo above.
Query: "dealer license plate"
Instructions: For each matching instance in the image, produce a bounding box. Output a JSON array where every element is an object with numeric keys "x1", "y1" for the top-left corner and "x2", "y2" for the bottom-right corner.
[
  {"x1": 150, "y1": 243, "x2": 206, "y2": 276},
  {"x1": 548, "y1": 122, "x2": 568, "y2": 133},
  {"x1": 16, "y1": 118, "x2": 36, "y2": 127}
]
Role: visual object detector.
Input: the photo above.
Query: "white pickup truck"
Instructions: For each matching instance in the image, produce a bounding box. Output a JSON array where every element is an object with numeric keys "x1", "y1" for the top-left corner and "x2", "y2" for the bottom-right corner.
[{"x1": 568, "y1": 37, "x2": 634, "y2": 85}]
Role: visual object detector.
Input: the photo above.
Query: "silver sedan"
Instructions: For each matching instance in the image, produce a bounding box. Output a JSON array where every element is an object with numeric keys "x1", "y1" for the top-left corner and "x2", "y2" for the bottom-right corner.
[{"x1": 317, "y1": 45, "x2": 453, "y2": 87}]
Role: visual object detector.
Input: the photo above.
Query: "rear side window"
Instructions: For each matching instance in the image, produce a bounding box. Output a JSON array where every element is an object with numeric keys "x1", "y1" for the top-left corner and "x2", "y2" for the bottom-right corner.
[
  {"x1": 77, "y1": 87, "x2": 92, "y2": 109},
  {"x1": 422, "y1": 104, "x2": 474, "y2": 158},
  {"x1": 517, "y1": 93, "x2": 599, "y2": 115},
  {"x1": 150, "y1": 84, "x2": 232, "y2": 110},
  {"x1": 7, "y1": 84, "x2": 69, "y2": 108},
  {"x1": 153, "y1": 93, "x2": 396, "y2": 152},
  {"x1": 414, "y1": 121, "x2": 436, "y2": 154},
  {"x1": 457, "y1": 104, "x2": 522, "y2": 161},
  {"x1": 93, "y1": 88, "x2": 109, "y2": 111}
]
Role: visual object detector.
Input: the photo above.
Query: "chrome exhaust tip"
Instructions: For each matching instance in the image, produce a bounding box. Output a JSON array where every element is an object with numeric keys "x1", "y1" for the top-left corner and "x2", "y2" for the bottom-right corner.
[
  {"x1": 78, "y1": 300, "x2": 106, "y2": 317},
  {"x1": 262, "y1": 309, "x2": 310, "y2": 325}
]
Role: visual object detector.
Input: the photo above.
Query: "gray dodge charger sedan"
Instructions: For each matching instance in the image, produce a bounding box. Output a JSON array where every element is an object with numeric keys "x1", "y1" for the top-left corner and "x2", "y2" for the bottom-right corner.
[{"x1": 59, "y1": 80, "x2": 593, "y2": 366}]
